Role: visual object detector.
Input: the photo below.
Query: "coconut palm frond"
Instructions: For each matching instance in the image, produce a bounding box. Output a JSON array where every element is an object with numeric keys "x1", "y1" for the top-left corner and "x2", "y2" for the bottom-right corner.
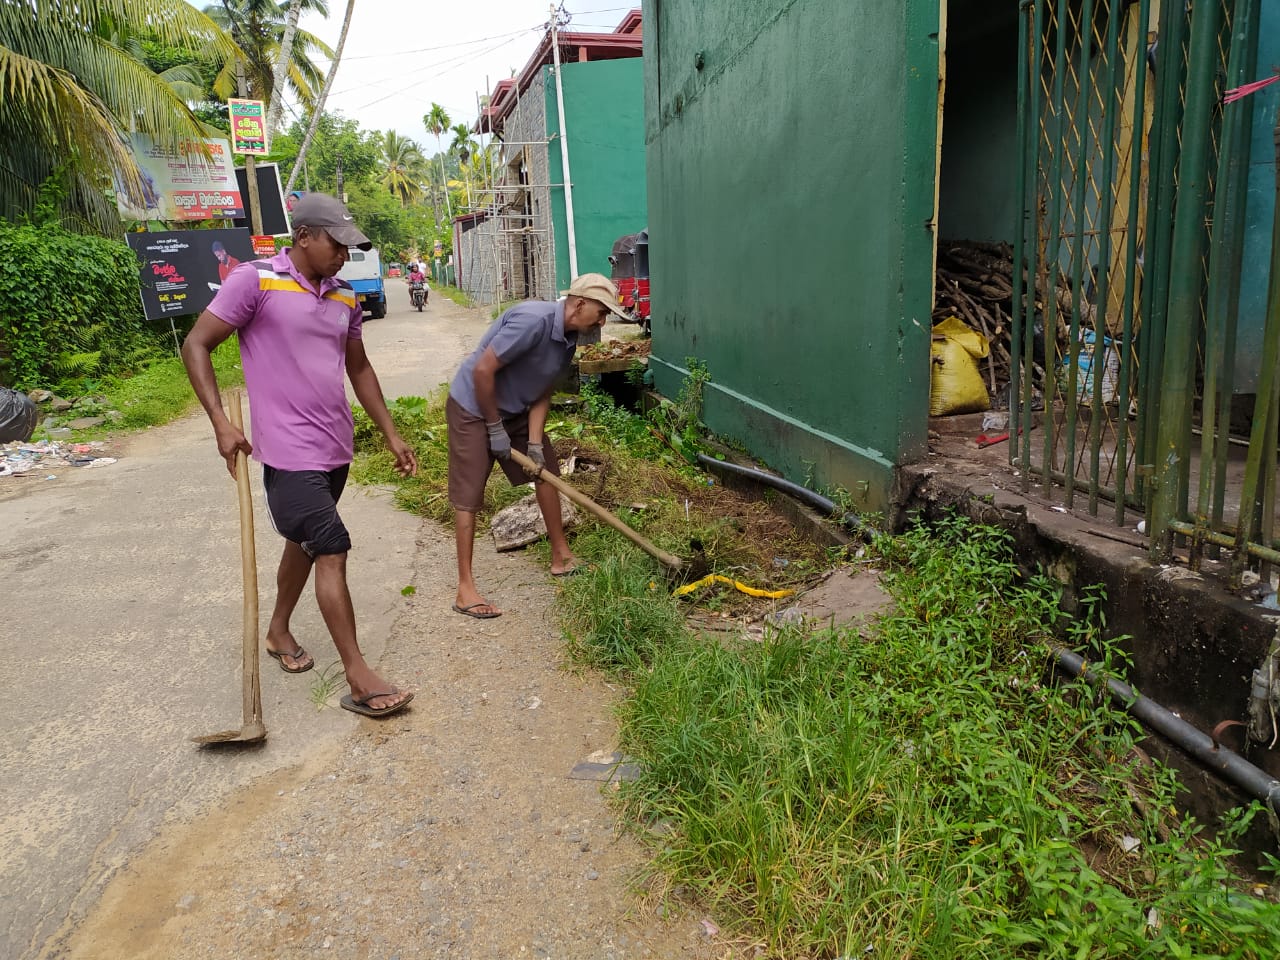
[{"x1": 13, "y1": 0, "x2": 239, "y2": 67}]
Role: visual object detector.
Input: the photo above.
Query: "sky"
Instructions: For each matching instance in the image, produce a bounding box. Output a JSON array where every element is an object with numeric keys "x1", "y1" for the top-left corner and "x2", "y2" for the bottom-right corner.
[{"x1": 293, "y1": 1, "x2": 641, "y2": 149}]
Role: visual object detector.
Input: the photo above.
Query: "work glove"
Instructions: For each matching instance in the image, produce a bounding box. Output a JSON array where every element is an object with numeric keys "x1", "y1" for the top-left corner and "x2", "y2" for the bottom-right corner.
[
  {"x1": 486, "y1": 420, "x2": 511, "y2": 459},
  {"x1": 522, "y1": 442, "x2": 546, "y2": 479}
]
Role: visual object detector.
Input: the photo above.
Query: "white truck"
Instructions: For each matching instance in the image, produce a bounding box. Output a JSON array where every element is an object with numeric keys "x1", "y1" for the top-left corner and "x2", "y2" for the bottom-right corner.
[{"x1": 337, "y1": 247, "x2": 387, "y2": 319}]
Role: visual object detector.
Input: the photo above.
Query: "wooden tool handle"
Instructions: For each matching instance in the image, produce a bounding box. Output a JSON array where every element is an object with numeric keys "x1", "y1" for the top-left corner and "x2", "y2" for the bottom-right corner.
[
  {"x1": 508, "y1": 448, "x2": 683, "y2": 571},
  {"x1": 228, "y1": 391, "x2": 263, "y2": 726}
]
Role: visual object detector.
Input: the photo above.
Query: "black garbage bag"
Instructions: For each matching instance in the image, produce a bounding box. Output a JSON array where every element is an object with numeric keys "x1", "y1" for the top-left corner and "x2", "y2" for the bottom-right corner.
[{"x1": 0, "y1": 387, "x2": 38, "y2": 443}]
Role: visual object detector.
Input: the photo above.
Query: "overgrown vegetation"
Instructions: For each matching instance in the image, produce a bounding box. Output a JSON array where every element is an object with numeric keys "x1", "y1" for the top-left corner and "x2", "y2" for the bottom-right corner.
[
  {"x1": 351, "y1": 381, "x2": 826, "y2": 604},
  {"x1": 0, "y1": 219, "x2": 159, "y2": 389},
  {"x1": 352, "y1": 378, "x2": 1280, "y2": 956},
  {"x1": 554, "y1": 515, "x2": 1280, "y2": 957}
]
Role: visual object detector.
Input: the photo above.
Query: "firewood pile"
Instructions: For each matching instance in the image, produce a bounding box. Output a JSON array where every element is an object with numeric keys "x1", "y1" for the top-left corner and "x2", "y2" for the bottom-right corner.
[{"x1": 933, "y1": 239, "x2": 1085, "y2": 401}]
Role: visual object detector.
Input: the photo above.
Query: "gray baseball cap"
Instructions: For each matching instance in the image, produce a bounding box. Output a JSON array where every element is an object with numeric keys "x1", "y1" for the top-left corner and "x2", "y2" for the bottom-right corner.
[{"x1": 290, "y1": 193, "x2": 372, "y2": 250}]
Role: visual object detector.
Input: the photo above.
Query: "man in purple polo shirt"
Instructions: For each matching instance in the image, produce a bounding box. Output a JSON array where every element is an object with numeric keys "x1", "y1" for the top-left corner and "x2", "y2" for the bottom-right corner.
[
  {"x1": 447, "y1": 273, "x2": 627, "y2": 619},
  {"x1": 182, "y1": 194, "x2": 416, "y2": 719}
]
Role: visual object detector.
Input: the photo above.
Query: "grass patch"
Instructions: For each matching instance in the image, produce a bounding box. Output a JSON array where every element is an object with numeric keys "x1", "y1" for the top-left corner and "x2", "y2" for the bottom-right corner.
[
  {"x1": 491, "y1": 298, "x2": 521, "y2": 319},
  {"x1": 563, "y1": 515, "x2": 1280, "y2": 958},
  {"x1": 36, "y1": 340, "x2": 244, "y2": 440},
  {"x1": 349, "y1": 389, "x2": 530, "y2": 524},
  {"x1": 435, "y1": 284, "x2": 474, "y2": 308}
]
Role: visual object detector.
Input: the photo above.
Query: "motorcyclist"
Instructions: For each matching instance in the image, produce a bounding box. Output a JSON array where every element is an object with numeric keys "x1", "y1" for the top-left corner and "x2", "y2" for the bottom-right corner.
[{"x1": 408, "y1": 264, "x2": 428, "y2": 305}]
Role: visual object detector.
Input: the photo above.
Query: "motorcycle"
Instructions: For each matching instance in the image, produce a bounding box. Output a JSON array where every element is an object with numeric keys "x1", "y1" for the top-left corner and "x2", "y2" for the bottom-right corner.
[{"x1": 409, "y1": 280, "x2": 426, "y2": 311}]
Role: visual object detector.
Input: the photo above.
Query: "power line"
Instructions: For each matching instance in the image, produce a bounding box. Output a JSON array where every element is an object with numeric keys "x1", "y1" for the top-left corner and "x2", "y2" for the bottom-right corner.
[
  {"x1": 340, "y1": 28, "x2": 536, "y2": 62},
  {"x1": 351, "y1": 31, "x2": 537, "y2": 111}
]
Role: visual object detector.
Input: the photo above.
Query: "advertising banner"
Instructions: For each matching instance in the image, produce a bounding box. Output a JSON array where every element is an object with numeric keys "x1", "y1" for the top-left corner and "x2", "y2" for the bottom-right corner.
[
  {"x1": 251, "y1": 235, "x2": 277, "y2": 258},
  {"x1": 228, "y1": 98, "x2": 269, "y2": 155},
  {"x1": 116, "y1": 136, "x2": 244, "y2": 222},
  {"x1": 126, "y1": 228, "x2": 254, "y2": 320}
]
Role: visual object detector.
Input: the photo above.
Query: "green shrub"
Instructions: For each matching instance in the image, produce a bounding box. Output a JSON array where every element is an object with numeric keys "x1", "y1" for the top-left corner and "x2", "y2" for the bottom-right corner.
[{"x1": 0, "y1": 221, "x2": 157, "y2": 388}]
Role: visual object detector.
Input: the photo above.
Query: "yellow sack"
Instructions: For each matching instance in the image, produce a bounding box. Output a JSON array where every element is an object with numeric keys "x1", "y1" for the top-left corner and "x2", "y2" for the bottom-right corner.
[{"x1": 929, "y1": 316, "x2": 990, "y2": 416}]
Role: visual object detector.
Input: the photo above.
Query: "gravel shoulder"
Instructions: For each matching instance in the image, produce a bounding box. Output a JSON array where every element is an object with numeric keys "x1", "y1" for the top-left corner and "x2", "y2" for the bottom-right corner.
[{"x1": 65, "y1": 521, "x2": 716, "y2": 959}]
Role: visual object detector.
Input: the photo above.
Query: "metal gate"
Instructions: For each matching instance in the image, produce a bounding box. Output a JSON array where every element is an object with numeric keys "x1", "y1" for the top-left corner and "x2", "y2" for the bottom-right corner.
[{"x1": 1011, "y1": 0, "x2": 1275, "y2": 581}]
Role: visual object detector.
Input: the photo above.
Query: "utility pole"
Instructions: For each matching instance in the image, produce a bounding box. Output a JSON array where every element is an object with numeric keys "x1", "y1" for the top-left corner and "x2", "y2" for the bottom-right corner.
[
  {"x1": 236, "y1": 62, "x2": 265, "y2": 235},
  {"x1": 336, "y1": 153, "x2": 345, "y2": 201},
  {"x1": 550, "y1": 3, "x2": 578, "y2": 279}
]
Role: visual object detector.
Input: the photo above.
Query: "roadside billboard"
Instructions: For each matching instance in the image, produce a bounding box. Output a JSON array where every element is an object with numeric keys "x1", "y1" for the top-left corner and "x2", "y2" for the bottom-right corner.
[
  {"x1": 125, "y1": 228, "x2": 254, "y2": 320},
  {"x1": 116, "y1": 135, "x2": 244, "y2": 222}
]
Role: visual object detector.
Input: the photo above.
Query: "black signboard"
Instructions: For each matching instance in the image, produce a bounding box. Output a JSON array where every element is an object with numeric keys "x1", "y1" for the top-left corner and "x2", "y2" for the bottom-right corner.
[
  {"x1": 126, "y1": 228, "x2": 254, "y2": 320},
  {"x1": 231, "y1": 162, "x2": 292, "y2": 236}
]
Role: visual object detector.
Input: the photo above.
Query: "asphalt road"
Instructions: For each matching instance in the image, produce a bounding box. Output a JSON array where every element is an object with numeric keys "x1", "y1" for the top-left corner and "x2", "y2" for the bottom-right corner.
[{"x1": 0, "y1": 282, "x2": 491, "y2": 960}]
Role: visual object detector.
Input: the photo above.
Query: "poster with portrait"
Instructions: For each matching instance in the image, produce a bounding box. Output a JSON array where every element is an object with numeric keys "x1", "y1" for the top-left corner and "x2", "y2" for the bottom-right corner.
[
  {"x1": 126, "y1": 228, "x2": 254, "y2": 320},
  {"x1": 116, "y1": 135, "x2": 244, "y2": 222}
]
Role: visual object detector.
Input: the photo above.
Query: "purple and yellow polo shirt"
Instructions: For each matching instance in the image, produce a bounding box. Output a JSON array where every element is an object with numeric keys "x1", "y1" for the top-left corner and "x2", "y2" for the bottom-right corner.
[{"x1": 207, "y1": 250, "x2": 362, "y2": 471}]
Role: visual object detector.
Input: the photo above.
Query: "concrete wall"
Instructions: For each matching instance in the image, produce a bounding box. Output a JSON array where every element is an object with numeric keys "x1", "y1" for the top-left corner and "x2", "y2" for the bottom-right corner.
[
  {"x1": 643, "y1": 0, "x2": 941, "y2": 513},
  {"x1": 545, "y1": 58, "x2": 648, "y2": 290},
  {"x1": 457, "y1": 217, "x2": 501, "y2": 304}
]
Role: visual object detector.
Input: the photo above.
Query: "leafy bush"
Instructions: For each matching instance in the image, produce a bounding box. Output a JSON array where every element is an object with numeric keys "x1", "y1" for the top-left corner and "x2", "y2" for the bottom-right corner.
[{"x1": 0, "y1": 221, "x2": 156, "y2": 388}]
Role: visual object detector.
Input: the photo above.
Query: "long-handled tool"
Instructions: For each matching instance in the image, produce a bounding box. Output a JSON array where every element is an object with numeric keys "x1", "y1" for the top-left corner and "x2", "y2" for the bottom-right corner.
[
  {"x1": 508, "y1": 447, "x2": 685, "y2": 573},
  {"x1": 193, "y1": 390, "x2": 267, "y2": 746}
]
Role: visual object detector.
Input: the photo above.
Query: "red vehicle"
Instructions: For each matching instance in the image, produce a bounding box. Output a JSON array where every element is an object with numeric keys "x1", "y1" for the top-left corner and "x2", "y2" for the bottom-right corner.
[{"x1": 608, "y1": 229, "x2": 650, "y2": 333}]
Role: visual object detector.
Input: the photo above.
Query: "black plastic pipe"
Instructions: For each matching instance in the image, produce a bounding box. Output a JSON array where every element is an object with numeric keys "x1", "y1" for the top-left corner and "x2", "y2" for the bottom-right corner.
[
  {"x1": 696, "y1": 454, "x2": 871, "y2": 536},
  {"x1": 694, "y1": 453, "x2": 1280, "y2": 810},
  {"x1": 1055, "y1": 647, "x2": 1280, "y2": 814}
]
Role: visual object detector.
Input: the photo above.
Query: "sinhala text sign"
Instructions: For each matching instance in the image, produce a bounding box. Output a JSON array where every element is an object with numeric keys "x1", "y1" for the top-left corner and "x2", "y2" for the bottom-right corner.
[
  {"x1": 116, "y1": 135, "x2": 244, "y2": 222},
  {"x1": 228, "y1": 98, "x2": 269, "y2": 155},
  {"x1": 126, "y1": 229, "x2": 254, "y2": 320}
]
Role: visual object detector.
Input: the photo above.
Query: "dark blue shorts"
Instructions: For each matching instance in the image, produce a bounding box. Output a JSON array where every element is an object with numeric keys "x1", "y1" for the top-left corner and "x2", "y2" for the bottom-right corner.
[{"x1": 262, "y1": 465, "x2": 351, "y2": 556}]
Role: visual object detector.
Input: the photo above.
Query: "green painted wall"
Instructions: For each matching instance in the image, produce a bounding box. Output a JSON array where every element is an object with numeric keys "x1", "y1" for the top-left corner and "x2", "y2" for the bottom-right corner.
[
  {"x1": 643, "y1": 0, "x2": 941, "y2": 513},
  {"x1": 544, "y1": 59, "x2": 648, "y2": 290}
]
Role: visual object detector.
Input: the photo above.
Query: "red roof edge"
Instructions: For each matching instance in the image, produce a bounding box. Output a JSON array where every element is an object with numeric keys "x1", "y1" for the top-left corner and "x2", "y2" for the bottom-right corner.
[{"x1": 476, "y1": 12, "x2": 643, "y2": 136}]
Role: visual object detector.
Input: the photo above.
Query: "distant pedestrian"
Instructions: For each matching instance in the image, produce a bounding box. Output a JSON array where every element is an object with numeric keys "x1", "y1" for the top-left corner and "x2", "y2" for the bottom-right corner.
[
  {"x1": 182, "y1": 193, "x2": 417, "y2": 718},
  {"x1": 445, "y1": 273, "x2": 626, "y2": 619}
]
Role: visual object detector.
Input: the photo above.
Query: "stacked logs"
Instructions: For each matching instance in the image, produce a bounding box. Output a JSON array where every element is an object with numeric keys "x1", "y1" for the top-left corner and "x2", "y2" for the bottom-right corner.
[{"x1": 933, "y1": 239, "x2": 1081, "y2": 400}]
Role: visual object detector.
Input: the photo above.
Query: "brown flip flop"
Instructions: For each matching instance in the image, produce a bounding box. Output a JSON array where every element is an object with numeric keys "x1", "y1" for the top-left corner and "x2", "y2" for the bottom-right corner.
[
  {"x1": 453, "y1": 602, "x2": 502, "y2": 619},
  {"x1": 267, "y1": 646, "x2": 314, "y2": 674},
  {"x1": 340, "y1": 690, "x2": 414, "y2": 718}
]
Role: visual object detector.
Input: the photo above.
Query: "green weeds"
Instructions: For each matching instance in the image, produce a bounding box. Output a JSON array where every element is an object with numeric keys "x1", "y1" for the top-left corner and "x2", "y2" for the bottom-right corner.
[
  {"x1": 349, "y1": 390, "x2": 528, "y2": 524},
  {"x1": 435, "y1": 284, "x2": 474, "y2": 308},
  {"x1": 559, "y1": 514, "x2": 1280, "y2": 958},
  {"x1": 35, "y1": 339, "x2": 244, "y2": 440}
]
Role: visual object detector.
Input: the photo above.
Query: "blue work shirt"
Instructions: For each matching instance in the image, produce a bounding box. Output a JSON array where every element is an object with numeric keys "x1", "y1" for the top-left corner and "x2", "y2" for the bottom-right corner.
[{"x1": 449, "y1": 299, "x2": 578, "y2": 418}]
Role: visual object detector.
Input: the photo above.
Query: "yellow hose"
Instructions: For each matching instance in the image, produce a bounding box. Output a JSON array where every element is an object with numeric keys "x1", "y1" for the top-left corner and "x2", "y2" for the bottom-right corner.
[{"x1": 672, "y1": 574, "x2": 796, "y2": 600}]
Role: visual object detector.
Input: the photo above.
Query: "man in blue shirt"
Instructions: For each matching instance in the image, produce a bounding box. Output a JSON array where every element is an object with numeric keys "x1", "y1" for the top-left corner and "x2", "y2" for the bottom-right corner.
[{"x1": 446, "y1": 274, "x2": 626, "y2": 619}]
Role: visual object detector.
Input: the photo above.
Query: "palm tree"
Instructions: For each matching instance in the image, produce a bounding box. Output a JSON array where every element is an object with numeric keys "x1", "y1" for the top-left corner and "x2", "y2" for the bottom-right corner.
[
  {"x1": 423, "y1": 102, "x2": 452, "y2": 221},
  {"x1": 379, "y1": 131, "x2": 425, "y2": 206},
  {"x1": 450, "y1": 123, "x2": 478, "y2": 209},
  {"x1": 0, "y1": 0, "x2": 238, "y2": 229},
  {"x1": 285, "y1": 0, "x2": 356, "y2": 195},
  {"x1": 206, "y1": 0, "x2": 333, "y2": 110},
  {"x1": 265, "y1": 0, "x2": 305, "y2": 138}
]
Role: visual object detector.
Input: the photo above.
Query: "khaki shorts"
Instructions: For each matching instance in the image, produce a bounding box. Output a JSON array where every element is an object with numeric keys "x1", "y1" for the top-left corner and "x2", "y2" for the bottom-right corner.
[{"x1": 446, "y1": 395, "x2": 560, "y2": 513}]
